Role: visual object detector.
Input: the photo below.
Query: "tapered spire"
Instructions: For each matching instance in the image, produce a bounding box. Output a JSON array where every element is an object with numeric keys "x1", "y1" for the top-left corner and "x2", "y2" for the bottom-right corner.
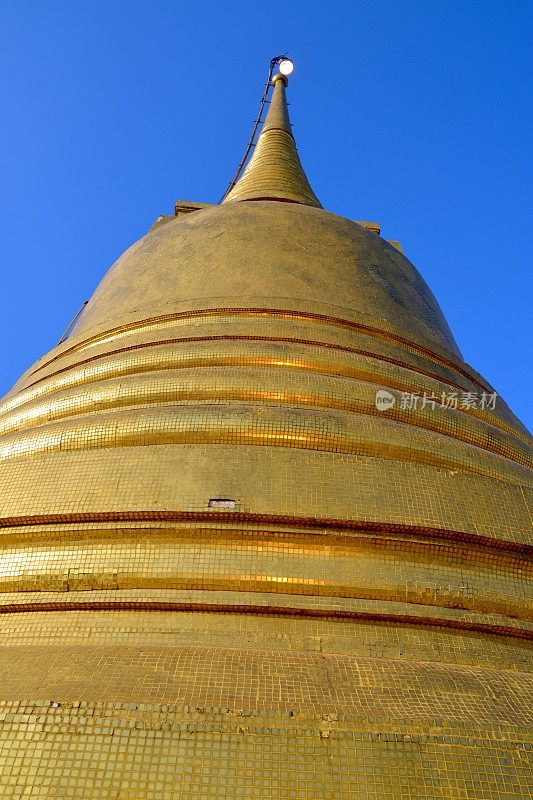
[{"x1": 222, "y1": 74, "x2": 322, "y2": 208}]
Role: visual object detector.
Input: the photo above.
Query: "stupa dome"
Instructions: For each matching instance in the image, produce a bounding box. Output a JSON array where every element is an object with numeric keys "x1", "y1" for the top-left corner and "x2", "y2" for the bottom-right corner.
[{"x1": 69, "y1": 201, "x2": 460, "y2": 353}]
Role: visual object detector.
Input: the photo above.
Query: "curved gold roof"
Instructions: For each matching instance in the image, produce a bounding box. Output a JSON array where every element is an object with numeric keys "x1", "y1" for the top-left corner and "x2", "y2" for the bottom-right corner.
[
  {"x1": 65, "y1": 202, "x2": 460, "y2": 358},
  {"x1": 0, "y1": 68, "x2": 531, "y2": 799}
]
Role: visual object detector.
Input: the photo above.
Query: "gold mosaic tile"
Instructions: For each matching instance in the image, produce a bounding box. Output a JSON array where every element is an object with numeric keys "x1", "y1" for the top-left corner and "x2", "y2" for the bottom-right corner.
[{"x1": 0, "y1": 79, "x2": 531, "y2": 798}]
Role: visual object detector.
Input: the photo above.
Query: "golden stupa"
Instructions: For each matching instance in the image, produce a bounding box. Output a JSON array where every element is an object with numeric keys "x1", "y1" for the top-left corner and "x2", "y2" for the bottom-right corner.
[{"x1": 0, "y1": 68, "x2": 531, "y2": 799}]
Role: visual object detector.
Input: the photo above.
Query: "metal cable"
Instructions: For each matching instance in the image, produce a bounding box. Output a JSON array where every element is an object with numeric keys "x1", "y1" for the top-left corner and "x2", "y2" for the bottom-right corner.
[{"x1": 220, "y1": 56, "x2": 287, "y2": 202}]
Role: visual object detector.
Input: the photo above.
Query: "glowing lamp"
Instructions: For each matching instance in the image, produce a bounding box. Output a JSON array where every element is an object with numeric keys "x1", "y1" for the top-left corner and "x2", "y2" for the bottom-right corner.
[{"x1": 278, "y1": 59, "x2": 294, "y2": 76}]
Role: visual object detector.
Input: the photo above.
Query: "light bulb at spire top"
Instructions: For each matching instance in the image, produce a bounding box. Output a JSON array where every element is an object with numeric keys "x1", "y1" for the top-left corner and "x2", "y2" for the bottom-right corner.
[{"x1": 278, "y1": 59, "x2": 294, "y2": 76}]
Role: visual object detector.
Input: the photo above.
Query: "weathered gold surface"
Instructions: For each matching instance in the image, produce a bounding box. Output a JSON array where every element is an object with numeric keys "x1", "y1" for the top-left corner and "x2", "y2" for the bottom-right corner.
[{"x1": 0, "y1": 75, "x2": 531, "y2": 798}]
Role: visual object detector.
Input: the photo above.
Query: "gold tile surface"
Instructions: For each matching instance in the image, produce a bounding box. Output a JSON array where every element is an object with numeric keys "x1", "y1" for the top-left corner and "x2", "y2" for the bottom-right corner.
[{"x1": 0, "y1": 77, "x2": 531, "y2": 798}]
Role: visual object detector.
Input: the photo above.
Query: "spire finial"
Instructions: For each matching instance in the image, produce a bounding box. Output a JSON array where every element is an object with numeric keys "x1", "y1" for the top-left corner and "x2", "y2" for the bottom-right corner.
[{"x1": 222, "y1": 61, "x2": 322, "y2": 208}]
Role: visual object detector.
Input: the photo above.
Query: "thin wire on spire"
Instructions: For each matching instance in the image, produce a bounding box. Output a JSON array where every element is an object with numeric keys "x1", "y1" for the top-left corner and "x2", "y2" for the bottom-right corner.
[{"x1": 219, "y1": 55, "x2": 289, "y2": 202}]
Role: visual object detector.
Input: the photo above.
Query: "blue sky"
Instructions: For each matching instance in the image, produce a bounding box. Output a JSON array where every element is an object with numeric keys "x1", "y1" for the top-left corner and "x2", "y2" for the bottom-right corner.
[{"x1": 1, "y1": 0, "x2": 531, "y2": 429}]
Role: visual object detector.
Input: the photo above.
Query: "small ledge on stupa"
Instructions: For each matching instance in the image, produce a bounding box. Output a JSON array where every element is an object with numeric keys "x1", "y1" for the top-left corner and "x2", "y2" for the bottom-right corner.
[
  {"x1": 354, "y1": 220, "x2": 381, "y2": 235},
  {"x1": 353, "y1": 220, "x2": 403, "y2": 253},
  {"x1": 387, "y1": 239, "x2": 404, "y2": 253},
  {"x1": 149, "y1": 201, "x2": 214, "y2": 232},
  {"x1": 175, "y1": 200, "x2": 214, "y2": 217}
]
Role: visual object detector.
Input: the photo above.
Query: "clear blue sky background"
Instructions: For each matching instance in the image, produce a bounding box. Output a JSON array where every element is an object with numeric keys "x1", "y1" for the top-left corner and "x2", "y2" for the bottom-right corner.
[{"x1": 1, "y1": 1, "x2": 531, "y2": 429}]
